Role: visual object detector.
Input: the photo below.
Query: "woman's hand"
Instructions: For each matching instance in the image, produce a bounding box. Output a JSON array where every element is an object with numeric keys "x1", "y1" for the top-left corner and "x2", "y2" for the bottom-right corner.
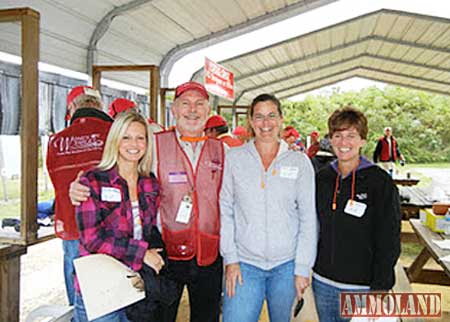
[
  {"x1": 128, "y1": 272, "x2": 145, "y2": 291},
  {"x1": 143, "y1": 248, "x2": 165, "y2": 274},
  {"x1": 69, "y1": 171, "x2": 90, "y2": 206},
  {"x1": 225, "y1": 263, "x2": 243, "y2": 298},
  {"x1": 295, "y1": 275, "x2": 310, "y2": 300}
]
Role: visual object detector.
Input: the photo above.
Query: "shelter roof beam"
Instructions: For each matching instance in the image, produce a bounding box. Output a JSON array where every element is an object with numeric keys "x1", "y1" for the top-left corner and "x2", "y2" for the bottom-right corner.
[{"x1": 159, "y1": 0, "x2": 339, "y2": 86}]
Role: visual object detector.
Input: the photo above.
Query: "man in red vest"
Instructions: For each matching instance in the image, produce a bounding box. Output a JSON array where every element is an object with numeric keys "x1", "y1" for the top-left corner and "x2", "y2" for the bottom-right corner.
[
  {"x1": 154, "y1": 82, "x2": 224, "y2": 322},
  {"x1": 307, "y1": 130, "x2": 320, "y2": 158},
  {"x1": 373, "y1": 126, "x2": 405, "y2": 172},
  {"x1": 69, "y1": 81, "x2": 224, "y2": 322},
  {"x1": 46, "y1": 85, "x2": 113, "y2": 305},
  {"x1": 204, "y1": 115, "x2": 243, "y2": 147}
]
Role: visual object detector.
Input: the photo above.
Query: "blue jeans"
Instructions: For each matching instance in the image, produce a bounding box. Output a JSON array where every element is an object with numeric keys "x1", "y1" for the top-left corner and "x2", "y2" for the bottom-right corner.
[
  {"x1": 74, "y1": 292, "x2": 129, "y2": 322},
  {"x1": 62, "y1": 239, "x2": 80, "y2": 306},
  {"x1": 312, "y1": 277, "x2": 369, "y2": 322},
  {"x1": 222, "y1": 261, "x2": 296, "y2": 322}
]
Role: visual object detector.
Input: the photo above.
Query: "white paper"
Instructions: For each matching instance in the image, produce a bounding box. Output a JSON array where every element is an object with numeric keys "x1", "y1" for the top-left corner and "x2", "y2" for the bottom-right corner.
[
  {"x1": 432, "y1": 239, "x2": 450, "y2": 250},
  {"x1": 74, "y1": 254, "x2": 145, "y2": 321},
  {"x1": 439, "y1": 254, "x2": 450, "y2": 263}
]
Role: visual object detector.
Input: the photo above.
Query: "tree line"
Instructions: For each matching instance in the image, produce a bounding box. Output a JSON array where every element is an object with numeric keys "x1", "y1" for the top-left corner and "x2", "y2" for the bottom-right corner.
[{"x1": 281, "y1": 86, "x2": 450, "y2": 163}]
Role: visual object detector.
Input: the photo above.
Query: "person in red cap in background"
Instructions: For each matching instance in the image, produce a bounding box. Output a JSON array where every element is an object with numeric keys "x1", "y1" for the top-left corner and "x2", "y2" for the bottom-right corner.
[
  {"x1": 307, "y1": 131, "x2": 320, "y2": 159},
  {"x1": 69, "y1": 81, "x2": 224, "y2": 322},
  {"x1": 282, "y1": 125, "x2": 305, "y2": 151},
  {"x1": 109, "y1": 97, "x2": 165, "y2": 134},
  {"x1": 232, "y1": 126, "x2": 250, "y2": 144},
  {"x1": 204, "y1": 115, "x2": 243, "y2": 148},
  {"x1": 46, "y1": 85, "x2": 113, "y2": 306},
  {"x1": 108, "y1": 97, "x2": 136, "y2": 119}
]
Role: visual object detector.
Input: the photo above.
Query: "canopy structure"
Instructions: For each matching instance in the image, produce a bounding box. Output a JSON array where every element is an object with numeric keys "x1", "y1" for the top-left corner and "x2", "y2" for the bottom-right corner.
[
  {"x1": 191, "y1": 9, "x2": 450, "y2": 104},
  {"x1": 0, "y1": 0, "x2": 337, "y2": 87}
]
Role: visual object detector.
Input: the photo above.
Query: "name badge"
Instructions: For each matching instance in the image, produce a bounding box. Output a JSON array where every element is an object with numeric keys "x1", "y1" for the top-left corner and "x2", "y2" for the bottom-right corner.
[
  {"x1": 344, "y1": 199, "x2": 367, "y2": 217},
  {"x1": 168, "y1": 171, "x2": 188, "y2": 184},
  {"x1": 101, "y1": 187, "x2": 121, "y2": 202},
  {"x1": 175, "y1": 195, "x2": 192, "y2": 224},
  {"x1": 280, "y1": 166, "x2": 299, "y2": 179}
]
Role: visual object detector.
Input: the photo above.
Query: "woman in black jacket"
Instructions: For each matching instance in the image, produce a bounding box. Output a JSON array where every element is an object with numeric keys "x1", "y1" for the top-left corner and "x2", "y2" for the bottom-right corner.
[{"x1": 312, "y1": 107, "x2": 401, "y2": 321}]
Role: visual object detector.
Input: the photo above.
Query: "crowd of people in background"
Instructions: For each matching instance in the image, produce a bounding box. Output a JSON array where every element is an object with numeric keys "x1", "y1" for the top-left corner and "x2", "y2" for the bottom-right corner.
[{"x1": 43, "y1": 80, "x2": 401, "y2": 322}]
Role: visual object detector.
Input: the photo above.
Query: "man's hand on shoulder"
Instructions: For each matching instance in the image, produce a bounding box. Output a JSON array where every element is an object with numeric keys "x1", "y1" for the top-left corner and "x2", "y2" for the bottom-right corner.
[{"x1": 69, "y1": 171, "x2": 90, "y2": 206}]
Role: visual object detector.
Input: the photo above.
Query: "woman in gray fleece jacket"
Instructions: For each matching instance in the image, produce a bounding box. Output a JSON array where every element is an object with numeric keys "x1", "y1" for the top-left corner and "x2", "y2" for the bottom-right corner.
[{"x1": 220, "y1": 93, "x2": 318, "y2": 322}]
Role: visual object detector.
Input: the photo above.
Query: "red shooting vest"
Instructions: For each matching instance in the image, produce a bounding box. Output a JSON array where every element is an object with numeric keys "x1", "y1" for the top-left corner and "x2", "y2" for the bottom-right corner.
[
  {"x1": 155, "y1": 131, "x2": 224, "y2": 266},
  {"x1": 379, "y1": 136, "x2": 398, "y2": 161},
  {"x1": 46, "y1": 117, "x2": 111, "y2": 240}
]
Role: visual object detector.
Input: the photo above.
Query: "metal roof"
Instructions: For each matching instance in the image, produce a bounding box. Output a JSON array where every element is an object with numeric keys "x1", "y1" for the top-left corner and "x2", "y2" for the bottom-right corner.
[
  {"x1": 0, "y1": 0, "x2": 337, "y2": 87},
  {"x1": 191, "y1": 9, "x2": 450, "y2": 104}
]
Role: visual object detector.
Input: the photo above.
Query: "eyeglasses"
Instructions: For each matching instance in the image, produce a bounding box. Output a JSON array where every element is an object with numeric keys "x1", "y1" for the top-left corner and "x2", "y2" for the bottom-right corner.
[{"x1": 252, "y1": 112, "x2": 279, "y2": 122}]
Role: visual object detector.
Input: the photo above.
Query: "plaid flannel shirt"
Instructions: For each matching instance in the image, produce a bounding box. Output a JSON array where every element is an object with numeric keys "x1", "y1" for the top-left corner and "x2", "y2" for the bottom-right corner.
[{"x1": 76, "y1": 166, "x2": 160, "y2": 272}]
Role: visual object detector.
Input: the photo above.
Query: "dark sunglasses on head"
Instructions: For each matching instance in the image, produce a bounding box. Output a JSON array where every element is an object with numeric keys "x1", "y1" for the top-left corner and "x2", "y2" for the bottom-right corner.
[{"x1": 293, "y1": 298, "x2": 304, "y2": 318}]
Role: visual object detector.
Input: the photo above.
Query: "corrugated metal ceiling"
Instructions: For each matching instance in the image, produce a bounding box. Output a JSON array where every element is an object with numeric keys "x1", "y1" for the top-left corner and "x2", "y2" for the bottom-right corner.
[
  {"x1": 191, "y1": 9, "x2": 450, "y2": 104},
  {"x1": 0, "y1": 0, "x2": 337, "y2": 87}
]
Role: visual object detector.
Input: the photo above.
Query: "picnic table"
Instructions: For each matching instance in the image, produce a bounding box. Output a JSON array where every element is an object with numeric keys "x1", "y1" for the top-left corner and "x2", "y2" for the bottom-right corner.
[
  {"x1": 399, "y1": 186, "x2": 433, "y2": 220},
  {"x1": 394, "y1": 178, "x2": 420, "y2": 186},
  {"x1": 407, "y1": 219, "x2": 450, "y2": 286}
]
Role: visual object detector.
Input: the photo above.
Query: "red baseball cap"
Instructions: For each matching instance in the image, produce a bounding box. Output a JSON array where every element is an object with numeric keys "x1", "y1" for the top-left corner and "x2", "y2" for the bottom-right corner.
[
  {"x1": 67, "y1": 85, "x2": 100, "y2": 106},
  {"x1": 65, "y1": 85, "x2": 101, "y2": 120},
  {"x1": 310, "y1": 131, "x2": 320, "y2": 138},
  {"x1": 283, "y1": 127, "x2": 300, "y2": 139},
  {"x1": 205, "y1": 115, "x2": 227, "y2": 130},
  {"x1": 108, "y1": 98, "x2": 136, "y2": 118},
  {"x1": 175, "y1": 81, "x2": 209, "y2": 100},
  {"x1": 233, "y1": 126, "x2": 250, "y2": 137}
]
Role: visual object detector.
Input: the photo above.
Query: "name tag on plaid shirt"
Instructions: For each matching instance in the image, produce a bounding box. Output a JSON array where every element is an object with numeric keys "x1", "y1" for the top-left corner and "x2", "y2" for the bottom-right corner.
[{"x1": 101, "y1": 187, "x2": 121, "y2": 202}]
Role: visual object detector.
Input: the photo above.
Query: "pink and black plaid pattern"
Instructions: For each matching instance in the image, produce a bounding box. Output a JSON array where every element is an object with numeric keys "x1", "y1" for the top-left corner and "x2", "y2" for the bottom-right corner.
[{"x1": 76, "y1": 167, "x2": 160, "y2": 271}]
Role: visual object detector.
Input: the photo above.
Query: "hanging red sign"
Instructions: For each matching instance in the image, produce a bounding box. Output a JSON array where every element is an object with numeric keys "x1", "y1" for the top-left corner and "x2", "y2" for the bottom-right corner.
[{"x1": 204, "y1": 57, "x2": 234, "y2": 100}]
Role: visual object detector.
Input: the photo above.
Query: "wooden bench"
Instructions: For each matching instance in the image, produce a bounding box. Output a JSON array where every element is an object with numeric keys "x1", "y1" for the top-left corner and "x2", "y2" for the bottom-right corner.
[{"x1": 393, "y1": 263, "x2": 425, "y2": 322}]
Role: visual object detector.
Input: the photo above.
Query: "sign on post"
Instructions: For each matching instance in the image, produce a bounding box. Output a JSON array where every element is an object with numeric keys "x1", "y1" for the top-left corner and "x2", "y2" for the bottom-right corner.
[{"x1": 204, "y1": 57, "x2": 234, "y2": 100}]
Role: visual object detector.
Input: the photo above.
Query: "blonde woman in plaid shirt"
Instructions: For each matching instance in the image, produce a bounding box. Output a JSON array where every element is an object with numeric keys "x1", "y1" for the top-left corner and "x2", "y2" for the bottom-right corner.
[{"x1": 74, "y1": 111, "x2": 163, "y2": 322}]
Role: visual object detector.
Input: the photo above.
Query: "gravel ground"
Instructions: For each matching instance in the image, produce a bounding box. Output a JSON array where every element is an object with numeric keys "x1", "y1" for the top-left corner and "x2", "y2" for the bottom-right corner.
[{"x1": 20, "y1": 238, "x2": 67, "y2": 321}]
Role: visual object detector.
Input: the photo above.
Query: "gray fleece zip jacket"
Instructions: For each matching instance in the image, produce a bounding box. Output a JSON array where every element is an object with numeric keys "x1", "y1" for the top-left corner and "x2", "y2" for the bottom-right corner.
[{"x1": 220, "y1": 139, "x2": 318, "y2": 277}]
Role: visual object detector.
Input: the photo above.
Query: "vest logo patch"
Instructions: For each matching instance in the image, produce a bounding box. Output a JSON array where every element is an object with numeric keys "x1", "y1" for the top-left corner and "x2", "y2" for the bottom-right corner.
[
  {"x1": 356, "y1": 193, "x2": 367, "y2": 201},
  {"x1": 52, "y1": 134, "x2": 104, "y2": 155},
  {"x1": 205, "y1": 159, "x2": 223, "y2": 171}
]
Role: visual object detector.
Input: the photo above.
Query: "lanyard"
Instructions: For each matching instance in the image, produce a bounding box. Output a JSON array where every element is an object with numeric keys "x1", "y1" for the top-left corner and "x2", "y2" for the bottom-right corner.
[
  {"x1": 180, "y1": 136, "x2": 208, "y2": 142},
  {"x1": 260, "y1": 168, "x2": 277, "y2": 189},
  {"x1": 332, "y1": 167, "x2": 356, "y2": 211}
]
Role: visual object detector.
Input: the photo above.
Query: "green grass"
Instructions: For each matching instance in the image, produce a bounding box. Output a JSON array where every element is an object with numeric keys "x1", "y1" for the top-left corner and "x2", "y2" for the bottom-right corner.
[
  {"x1": 0, "y1": 172, "x2": 54, "y2": 221},
  {"x1": 407, "y1": 163, "x2": 450, "y2": 169},
  {"x1": 401, "y1": 241, "x2": 422, "y2": 262}
]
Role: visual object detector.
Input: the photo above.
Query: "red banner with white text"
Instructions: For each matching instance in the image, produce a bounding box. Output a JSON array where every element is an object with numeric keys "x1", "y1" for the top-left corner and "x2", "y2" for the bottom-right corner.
[{"x1": 204, "y1": 57, "x2": 234, "y2": 100}]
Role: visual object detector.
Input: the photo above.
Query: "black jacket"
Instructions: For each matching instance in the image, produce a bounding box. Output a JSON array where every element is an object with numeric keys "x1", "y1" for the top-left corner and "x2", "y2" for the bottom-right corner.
[
  {"x1": 126, "y1": 226, "x2": 178, "y2": 322},
  {"x1": 313, "y1": 160, "x2": 401, "y2": 290}
]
